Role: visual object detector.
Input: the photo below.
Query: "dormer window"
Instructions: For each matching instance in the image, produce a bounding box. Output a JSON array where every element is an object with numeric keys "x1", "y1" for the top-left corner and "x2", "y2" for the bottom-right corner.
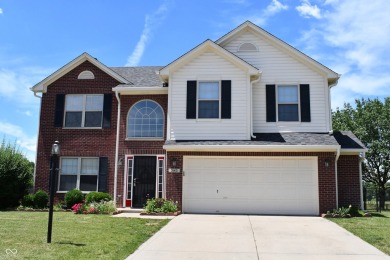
[
  {"x1": 78, "y1": 70, "x2": 95, "y2": 79},
  {"x1": 238, "y1": 43, "x2": 258, "y2": 52}
]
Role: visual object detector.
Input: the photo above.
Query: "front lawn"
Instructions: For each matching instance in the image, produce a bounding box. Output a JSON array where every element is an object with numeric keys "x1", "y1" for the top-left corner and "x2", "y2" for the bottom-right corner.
[
  {"x1": 0, "y1": 211, "x2": 169, "y2": 259},
  {"x1": 330, "y1": 211, "x2": 390, "y2": 255}
]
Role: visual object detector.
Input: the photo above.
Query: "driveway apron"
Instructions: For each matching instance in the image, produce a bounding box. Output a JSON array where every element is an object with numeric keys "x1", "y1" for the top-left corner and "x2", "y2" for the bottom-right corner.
[{"x1": 126, "y1": 214, "x2": 389, "y2": 260}]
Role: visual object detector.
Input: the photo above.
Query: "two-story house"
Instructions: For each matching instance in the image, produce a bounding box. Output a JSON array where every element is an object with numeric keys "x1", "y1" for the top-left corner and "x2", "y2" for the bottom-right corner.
[{"x1": 31, "y1": 21, "x2": 366, "y2": 215}]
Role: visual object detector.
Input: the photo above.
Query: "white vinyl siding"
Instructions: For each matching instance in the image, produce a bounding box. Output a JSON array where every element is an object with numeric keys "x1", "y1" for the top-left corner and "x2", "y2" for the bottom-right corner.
[
  {"x1": 183, "y1": 156, "x2": 319, "y2": 215},
  {"x1": 169, "y1": 51, "x2": 249, "y2": 140},
  {"x1": 221, "y1": 30, "x2": 330, "y2": 132}
]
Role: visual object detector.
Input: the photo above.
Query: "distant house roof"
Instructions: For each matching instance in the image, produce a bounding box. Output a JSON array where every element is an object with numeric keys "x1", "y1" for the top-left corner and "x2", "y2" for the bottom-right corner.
[{"x1": 110, "y1": 66, "x2": 163, "y2": 87}]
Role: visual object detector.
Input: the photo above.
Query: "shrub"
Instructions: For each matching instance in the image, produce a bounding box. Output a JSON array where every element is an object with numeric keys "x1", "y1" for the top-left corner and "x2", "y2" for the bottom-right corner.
[
  {"x1": 328, "y1": 205, "x2": 352, "y2": 218},
  {"x1": 144, "y1": 198, "x2": 178, "y2": 213},
  {"x1": 72, "y1": 200, "x2": 116, "y2": 214},
  {"x1": 0, "y1": 140, "x2": 33, "y2": 209},
  {"x1": 64, "y1": 189, "x2": 84, "y2": 208},
  {"x1": 33, "y1": 190, "x2": 48, "y2": 209},
  {"x1": 85, "y1": 192, "x2": 112, "y2": 204},
  {"x1": 21, "y1": 194, "x2": 34, "y2": 208}
]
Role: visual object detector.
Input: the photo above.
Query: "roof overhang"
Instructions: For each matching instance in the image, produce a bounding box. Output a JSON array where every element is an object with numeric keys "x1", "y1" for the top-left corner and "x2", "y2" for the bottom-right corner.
[
  {"x1": 31, "y1": 52, "x2": 130, "y2": 93},
  {"x1": 340, "y1": 148, "x2": 368, "y2": 155},
  {"x1": 159, "y1": 39, "x2": 261, "y2": 82},
  {"x1": 163, "y1": 144, "x2": 341, "y2": 152},
  {"x1": 216, "y1": 21, "x2": 340, "y2": 85},
  {"x1": 112, "y1": 85, "x2": 168, "y2": 95}
]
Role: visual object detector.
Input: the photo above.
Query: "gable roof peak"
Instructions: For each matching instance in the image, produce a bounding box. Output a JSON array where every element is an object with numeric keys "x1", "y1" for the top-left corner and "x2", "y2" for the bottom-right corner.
[{"x1": 31, "y1": 52, "x2": 130, "y2": 93}]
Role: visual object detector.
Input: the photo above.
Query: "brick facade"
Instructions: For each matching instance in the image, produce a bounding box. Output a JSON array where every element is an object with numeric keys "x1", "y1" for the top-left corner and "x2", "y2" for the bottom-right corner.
[
  {"x1": 337, "y1": 155, "x2": 361, "y2": 208},
  {"x1": 34, "y1": 61, "x2": 120, "y2": 203}
]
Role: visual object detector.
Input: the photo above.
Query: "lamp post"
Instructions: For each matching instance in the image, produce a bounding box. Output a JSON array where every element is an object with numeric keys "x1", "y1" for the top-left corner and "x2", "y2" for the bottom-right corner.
[{"x1": 47, "y1": 140, "x2": 60, "y2": 243}]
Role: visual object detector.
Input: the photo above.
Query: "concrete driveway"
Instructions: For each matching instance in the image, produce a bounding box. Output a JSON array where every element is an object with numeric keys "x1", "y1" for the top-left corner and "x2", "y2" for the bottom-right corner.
[{"x1": 127, "y1": 214, "x2": 389, "y2": 260}]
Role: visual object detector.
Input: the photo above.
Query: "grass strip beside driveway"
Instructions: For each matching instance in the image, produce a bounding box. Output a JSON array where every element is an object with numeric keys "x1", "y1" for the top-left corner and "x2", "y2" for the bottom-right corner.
[
  {"x1": 330, "y1": 211, "x2": 390, "y2": 255},
  {"x1": 0, "y1": 211, "x2": 169, "y2": 259}
]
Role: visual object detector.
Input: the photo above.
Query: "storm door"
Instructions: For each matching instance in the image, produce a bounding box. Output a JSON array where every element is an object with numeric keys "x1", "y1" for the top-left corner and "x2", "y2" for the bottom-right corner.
[{"x1": 132, "y1": 156, "x2": 156, "y2": 208}]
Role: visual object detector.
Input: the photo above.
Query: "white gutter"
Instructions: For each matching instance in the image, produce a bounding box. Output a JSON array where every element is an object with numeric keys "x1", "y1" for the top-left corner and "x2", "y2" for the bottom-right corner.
[
  {"x1": 114, "y1": 91, "x2": 121, "y2": 206},
  {"x1": 359, "y1": 152, "x2": 366, "y2": 210},
  {"x1": 250, "y1": 77, "x2": 261, "y2": 139},
  {"x1": 335, "y1": 146, "x2": 341, "y2": 208},
  {"x1": 112, "y1": 86, "x2": 168, "y2": 95},
  {"x1": 32, "y1": 92, "x2": 42, "y2": 191},
  {"x1": 163, "y1": 144, "x2": 341, "y2": 152}
]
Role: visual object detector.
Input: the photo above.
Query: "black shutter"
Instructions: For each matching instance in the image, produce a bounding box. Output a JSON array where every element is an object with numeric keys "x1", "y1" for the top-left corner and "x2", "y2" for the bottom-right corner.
[
  {"x1": 186, "y1": 81, "x2": 197, "y2": 119},
  {"x1": 102, "y1": 94, "x2": 112, "y2": 128},
  {"x1": 98, "y1": 157, "x2": 108, "y2": 192},
  {"x1": 266, "y1": 85, "x2": 276, "y2": 122},
  {"x1": 54, "y1": 94, "x2": 65, "y2": 127},
  {"x1": 300, "y1": 84, "x2": 311, "y2": 122},
  {"x1": 221, "y1": 80, "x2": 231, "y2": 119}
]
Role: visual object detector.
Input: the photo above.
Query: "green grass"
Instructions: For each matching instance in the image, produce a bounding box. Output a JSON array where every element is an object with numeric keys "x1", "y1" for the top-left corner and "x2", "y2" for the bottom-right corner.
[
  {"x1": 330, "y1": 211, "x2": 390, "y2": 255},
  {"x1": 0, "y1": 211, "x2": 169, "y2": 259}
]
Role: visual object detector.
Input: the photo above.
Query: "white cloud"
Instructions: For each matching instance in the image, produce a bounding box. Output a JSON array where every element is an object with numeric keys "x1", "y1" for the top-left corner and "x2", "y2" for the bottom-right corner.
[
  {"x1": 296, "y1": 0, "x2": 322, "y2": 19},
  {"x1": 0, "y1": 121, "x2": 36, "y2": 161},
  {"x1": 236, "y1": 0, "x2": 288, "y2": 26},
  {"x1": 0, "y1": 66, "x2": 51, "y2": 107},
  {"x1": 0, "y1": 8, "x2": 3, "y2": 14},
  {"x1": 297, "y1": 0, "x2": 390, "y2": 109},
  {"x1": 126, "y1": 1, "x2": 172, "y2": 66}
]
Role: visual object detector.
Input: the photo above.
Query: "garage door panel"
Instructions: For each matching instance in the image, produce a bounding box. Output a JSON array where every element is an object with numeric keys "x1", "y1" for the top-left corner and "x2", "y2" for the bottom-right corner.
[{"x1": 183, "y1": 157, "x2": 319, "y2": 215}]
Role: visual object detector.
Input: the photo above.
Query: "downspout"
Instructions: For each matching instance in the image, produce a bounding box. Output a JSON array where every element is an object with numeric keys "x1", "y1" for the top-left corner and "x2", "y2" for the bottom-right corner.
[
  {"x1": 359, "y1": 152, "x2": 366, "y2": 210},
  {"x1": 250, "y1": 77, "x2": 261, "y2": 139},
  {"x1": 335, "y1": 146, "x2": 341, "y2": 208},
  {"x1": 33, "y1": 92, "x2": 42, "y2": 192},
  {"x1": 114, "y1": 90, "x2": 121, "y2": 206}
]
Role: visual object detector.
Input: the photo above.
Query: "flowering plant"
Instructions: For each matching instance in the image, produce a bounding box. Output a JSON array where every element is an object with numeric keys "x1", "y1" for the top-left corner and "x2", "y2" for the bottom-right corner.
[{"x1": 71, "y1": 200, "x2": 116, "y2": 214}]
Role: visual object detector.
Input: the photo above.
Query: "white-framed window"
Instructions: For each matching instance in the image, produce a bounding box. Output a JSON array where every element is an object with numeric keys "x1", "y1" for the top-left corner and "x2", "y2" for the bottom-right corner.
[
  {"x1": 59, "y1": 157, "x2": 99, "y2": 192},
  {"x1": 127, "y1": 100, "x2": 164, "y2": 138},
  {"x1": 277, "y1": 85, "x2": 299, "y2": 121},
  {"x1": 157, "y1": 157, "x2": 164, "y2": 198},
  {"x1": 198, "y1": 81, "x2": 220, "y2": 119},
  {"x1": 64, "y1": 94, "x2": 104, "y2": 128},
  {"x1": 127, "y1": 157, "x2": 133, "y2": 201}
]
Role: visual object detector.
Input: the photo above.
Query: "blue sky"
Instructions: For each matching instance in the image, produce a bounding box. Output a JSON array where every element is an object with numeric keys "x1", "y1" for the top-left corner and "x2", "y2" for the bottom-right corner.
[{"x1": 0, "y1": 0, "x2": 389, "y2": 161}]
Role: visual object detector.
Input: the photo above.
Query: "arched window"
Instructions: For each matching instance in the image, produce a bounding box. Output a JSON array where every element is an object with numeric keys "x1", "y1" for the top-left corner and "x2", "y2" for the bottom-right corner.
[
  {"x1": 127, "y1": 100, "x2": 164, "y2": 138},
  {"x1": 78, "y1": 70, "x2": 95, "y2": 79}
]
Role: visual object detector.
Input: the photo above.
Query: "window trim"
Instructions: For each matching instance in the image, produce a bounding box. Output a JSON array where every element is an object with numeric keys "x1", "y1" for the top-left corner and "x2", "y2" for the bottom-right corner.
[
  {"x1": 197, "y1": 81, "x2": 221, "y2": 119},
  {"x1": 126, "y1": 99, "x2": 165, "y2": 140},
  {"x1": 63, "y1": 94, "x2": 104, "y2": 129},
  {"x1": 276, "y1": 85, "x2": 300, "y2": 122},
  {"x1": 57, "y1": 157, "x2": 99, "y2": 193}
]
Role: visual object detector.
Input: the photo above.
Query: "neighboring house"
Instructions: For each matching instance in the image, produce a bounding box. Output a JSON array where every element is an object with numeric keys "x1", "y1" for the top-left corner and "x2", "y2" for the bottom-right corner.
[{"x1": 31, "y1": 21, "x2": 366, "y2": 215}]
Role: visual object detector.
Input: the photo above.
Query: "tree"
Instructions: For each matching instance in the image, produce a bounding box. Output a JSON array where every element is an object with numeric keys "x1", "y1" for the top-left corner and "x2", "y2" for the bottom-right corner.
[
  {"x1": 333, "y1": 98, "x2": 390, "y2": 210},
  {"x1": 0, "y1": 139, "x2": 33, "y2": 209}
]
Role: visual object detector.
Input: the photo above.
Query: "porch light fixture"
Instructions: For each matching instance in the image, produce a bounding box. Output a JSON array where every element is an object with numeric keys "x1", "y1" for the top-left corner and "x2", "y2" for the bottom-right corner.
[
  {"x1": 324, "y1": 159, "x2": 330, "y2": 168},
  {"x1": 48, "y1": 141, "x2": 60, "y2": 243},
  {"x1": 118, "y1": 157, "x2": 123, "y2": 166},
  {"x1": 171, "y1": 158, "x2": 177, "y2": 167}
]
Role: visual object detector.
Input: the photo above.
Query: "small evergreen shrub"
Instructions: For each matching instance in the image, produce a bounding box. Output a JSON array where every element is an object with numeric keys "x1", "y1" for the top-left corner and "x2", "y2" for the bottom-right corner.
[
  {"x1": 144, "y1": 198, "x2": 178, "y2": 213},
  {"x1": 85, "y1": 192, "x2": 112, "y2": 204},
  {"x1": 64, "y1": 189, "x2": 84, "y2": 208},
  {"x1": 33, "y1": 190, "x2": 48, "y2": 209},
  {"x1": 21, "y1": 194, "x2": 34, "y2": 208}
]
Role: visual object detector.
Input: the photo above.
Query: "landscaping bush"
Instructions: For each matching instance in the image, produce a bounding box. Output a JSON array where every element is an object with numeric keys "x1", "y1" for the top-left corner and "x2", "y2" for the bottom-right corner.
[
  {"x1": 64, "y1": 189, "x2": 84, "y2": 208},
  {"x1": 33, "y1": 190, "x2": 48, "y2": 209},
  {"x1": 21, "y1": 194, "x2": 35, "y2": 208},
  {"x1": 0, "y1": 140, "x2": 33, "y2": 209},
  {"x1": 327, "y1": 205, "x2": 352, "y2": 218},
  {"x1": 71, "y1": 200, "x2": 116, "y2": 214},
  {"x1": 85, "y1": 192, "x2": 112, "y2": 204},
  {"x1": 144, "y1": 198, "x2": 178, "y2": 213}
]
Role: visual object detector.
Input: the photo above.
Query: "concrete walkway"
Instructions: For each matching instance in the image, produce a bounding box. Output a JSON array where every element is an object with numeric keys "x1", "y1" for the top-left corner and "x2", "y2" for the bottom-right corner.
[{"x1": 126, "y1": 214, "x2": 389, "y2": 260}]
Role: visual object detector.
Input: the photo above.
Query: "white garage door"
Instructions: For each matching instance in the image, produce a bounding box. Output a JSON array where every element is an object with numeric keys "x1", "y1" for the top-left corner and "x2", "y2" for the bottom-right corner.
[{"x1": 183, "y1": 157, "x2": 319, "y2": 215}]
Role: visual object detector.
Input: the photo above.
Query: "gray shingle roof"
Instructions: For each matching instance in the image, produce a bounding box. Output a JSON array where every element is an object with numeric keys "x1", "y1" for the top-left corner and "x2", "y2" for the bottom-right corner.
[
  {"x1": 333, "y1": 131, "x2": 365, "y2": 149},
  {"x1": 110, "y1": 66, "x2": 163, "y2": 86},
  {"x1": 164, "y1": 131, "x2": 365, "y2": 150}
]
